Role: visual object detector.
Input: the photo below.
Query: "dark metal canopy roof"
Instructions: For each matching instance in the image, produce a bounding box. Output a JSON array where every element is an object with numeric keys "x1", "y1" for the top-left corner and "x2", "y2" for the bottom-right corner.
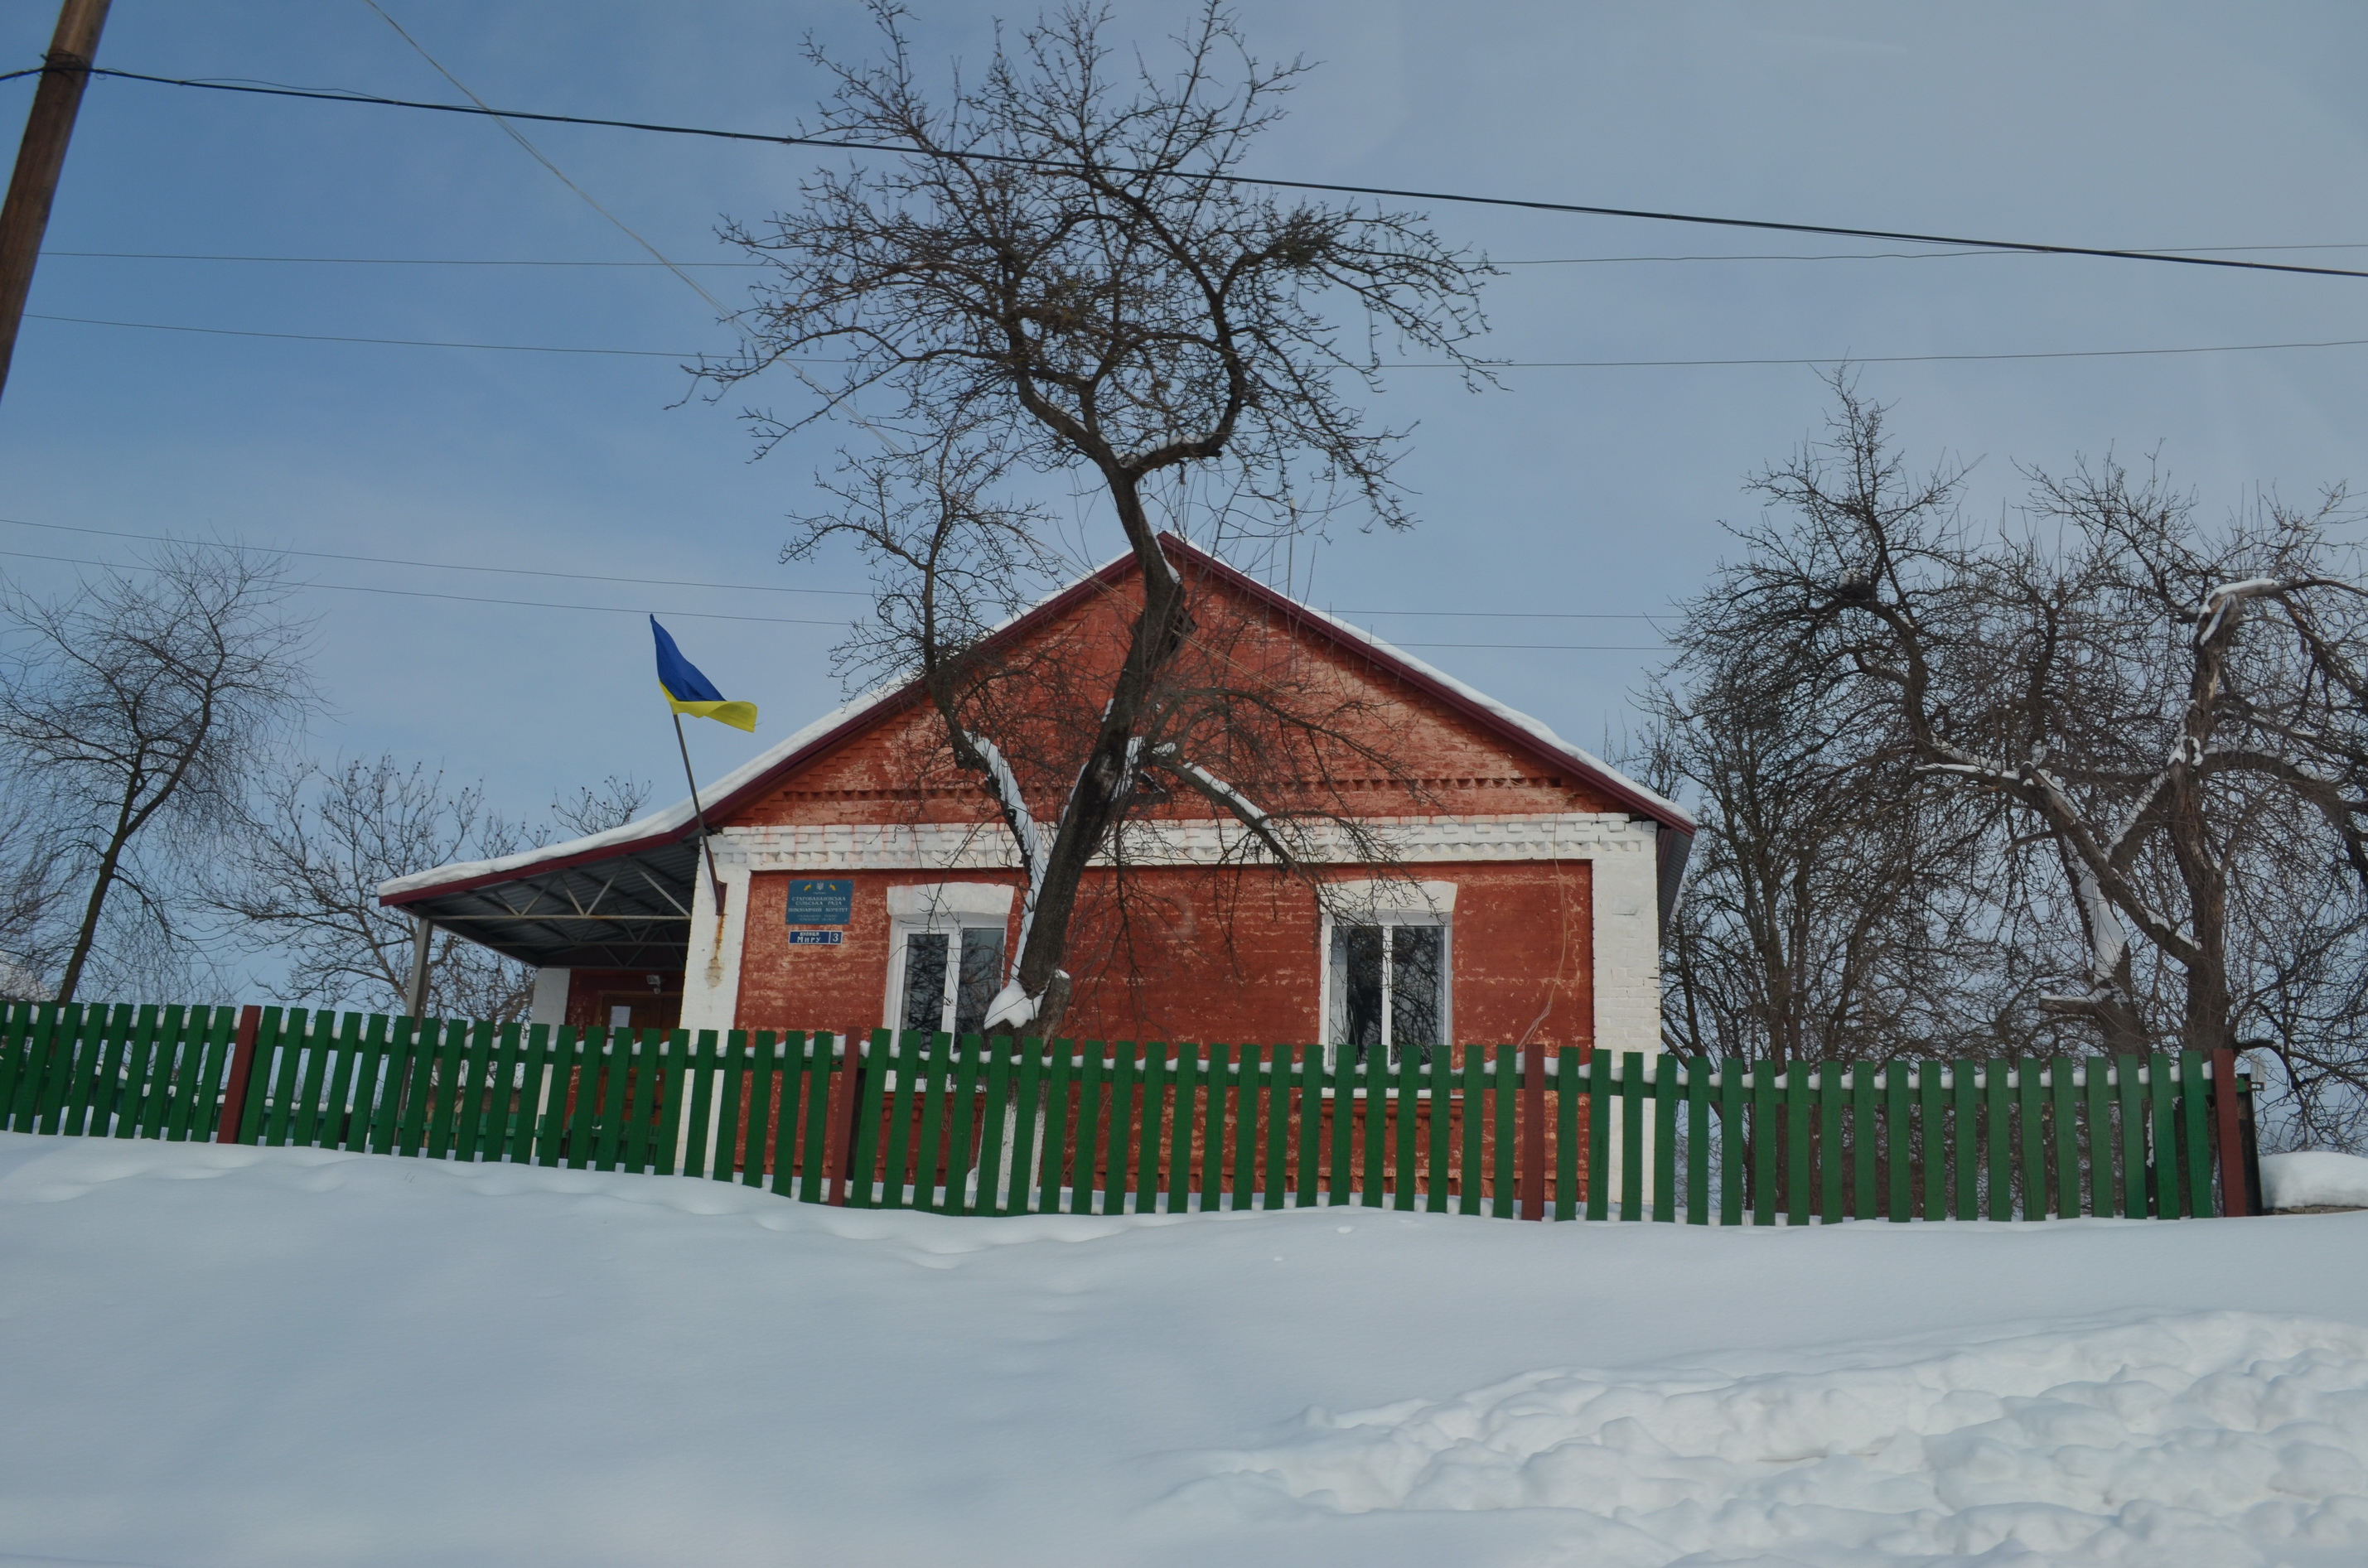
[{"x1": 392, "y1": 835, "x2": 703, "y2": 971}]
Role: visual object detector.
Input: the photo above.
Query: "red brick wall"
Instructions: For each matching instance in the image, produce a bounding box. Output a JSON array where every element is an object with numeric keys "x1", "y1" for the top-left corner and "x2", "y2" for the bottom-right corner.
[
  {"x1": 732, "y1": 859, "x2": 1592, "y2": 1048},
  {"x1": 732, "y1": 868, "x2": 1026, "y2": 1034},
  {"x1": 722, "y1": 570, "x2": 1626, "y2": 834},
  {"x1": 718, "y1": 562, "x2": 1619, "y2": 1047}
]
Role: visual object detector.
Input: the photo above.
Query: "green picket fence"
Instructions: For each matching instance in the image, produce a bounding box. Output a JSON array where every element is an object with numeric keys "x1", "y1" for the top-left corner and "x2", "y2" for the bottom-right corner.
[
  {"x1": 1575, "y1": 1052, "x2": 2255, "y2": 1224},
  {"x1": 0, "y1": 1001, "x2": 2262, "y2": 1222},
  {"x1": 0, "y1": 1001, "x2": 242, "y2": 1143}
]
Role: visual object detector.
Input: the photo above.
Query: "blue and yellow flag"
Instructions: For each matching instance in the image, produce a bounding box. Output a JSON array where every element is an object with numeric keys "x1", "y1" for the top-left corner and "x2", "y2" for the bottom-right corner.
[{"x1": 651, "y1": 617, "x2": 757, "y2": 732}]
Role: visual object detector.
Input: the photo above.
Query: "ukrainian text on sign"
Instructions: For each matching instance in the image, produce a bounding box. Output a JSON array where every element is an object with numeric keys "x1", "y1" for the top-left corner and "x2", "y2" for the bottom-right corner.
[{"x1": 783, "y1": 878, "x2": 854, "y2": 924}]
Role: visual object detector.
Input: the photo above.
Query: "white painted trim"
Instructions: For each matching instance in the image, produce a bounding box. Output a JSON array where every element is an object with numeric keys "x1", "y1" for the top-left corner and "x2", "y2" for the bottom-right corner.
[
  {"x1": 679, "y1": 861, "x2": 752, "y2": 1035},
  {"x1": 882, "y1": 910, "x2": 1011, "y2": 1037},
  {"x1": 527, "y1": 967, "x2": 570, "y2": 1026},
  {"x1": 1587, "y1": 820, "x2": 1664, "y2": 1209},
  {"x1": 677, "y1": 867, "x2": 754, "y2": 1175},
  {"x1": 1588, "y1": 823, "x2": 1661, "y2": 1058},
  {"x1": 884, "y1": 882, "x2": 1016, "y2": 919},
  {"x1": 1317, "y1": 888, "x2": 1454, "y2": 1070},
  {"x1": 709, "y1": 813, "x2": 1643, "y2": 871},
  {"x1": 1321, "y1": 876, "x2": 1458, "y2": 914}
]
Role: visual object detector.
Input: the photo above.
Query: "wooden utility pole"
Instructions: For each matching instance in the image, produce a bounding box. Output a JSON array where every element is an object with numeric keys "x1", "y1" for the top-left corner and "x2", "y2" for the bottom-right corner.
[{"x1": 0, "y1": 0, "x2": 111, "y2": 404}]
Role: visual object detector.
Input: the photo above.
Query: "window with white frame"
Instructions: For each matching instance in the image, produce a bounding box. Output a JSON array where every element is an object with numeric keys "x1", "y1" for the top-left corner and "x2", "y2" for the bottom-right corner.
[
  {"x1": 883, "y1": 884, "x2": 1014, "y2": 1040},
  {"x1": 1324, "y1": 882, "x2": 1452, "y2": 1069}
]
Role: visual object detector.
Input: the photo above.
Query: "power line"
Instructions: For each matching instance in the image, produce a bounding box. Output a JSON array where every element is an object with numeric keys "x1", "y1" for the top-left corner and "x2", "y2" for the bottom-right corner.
[
  {"x1": 355, "y1": 0, "x2": 736, "y2": 324},
  {"x1": 1414, "y1": 336, "x2": 2368, "y2": 369},
  {"x1": 0, "y1": 514, "x2": 872, "y2": 597},
  {"x1": 29, "y1": 309, "x2": 2368, "y2": 369},
  {"x1": 0, "y1": 545, "x2": 1663, "y2": 649},
  {"x1": 1502, "y1": 242, "x2": 2368, "y2": 266},
  {"x1": 1341, "y1": 610, "x2": 1657, "y2": 620},
  {"x1": 0, "y1": 514, "x2": 1664, "y2": 621},
  {"x1": 41, "y1": 242, "x2": 2368, "y2": 268},
  {"x1": 0, "y1": 545, "x2": 850, "y2": 625},
  {"x1": 43, "y1": 249, "x2": 762, "y2": 267},
  {"x1": 59, "y1": 65, "x2": 2368, "y2": 284},
  {"x1": 23, "y1": 311, "x2": 691, "y2": 356}
]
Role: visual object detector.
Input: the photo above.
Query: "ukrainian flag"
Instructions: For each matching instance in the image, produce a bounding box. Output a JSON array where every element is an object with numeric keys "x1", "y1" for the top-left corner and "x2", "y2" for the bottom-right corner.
[{"x1": 652, "y1": 617, "x2": 758, "y2": 732}]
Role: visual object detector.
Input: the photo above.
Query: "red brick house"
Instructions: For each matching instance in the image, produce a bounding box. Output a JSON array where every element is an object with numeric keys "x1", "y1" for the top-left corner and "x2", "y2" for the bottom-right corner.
[{"x1": 380, "y1": 538, "x2": 1693, "y2": 1064}]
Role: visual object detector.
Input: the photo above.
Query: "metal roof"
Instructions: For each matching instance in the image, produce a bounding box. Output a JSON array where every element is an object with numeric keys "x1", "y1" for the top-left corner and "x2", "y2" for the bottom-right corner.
[{"x1": 391, "y1": 835, "x2": 705, "y2": 971}]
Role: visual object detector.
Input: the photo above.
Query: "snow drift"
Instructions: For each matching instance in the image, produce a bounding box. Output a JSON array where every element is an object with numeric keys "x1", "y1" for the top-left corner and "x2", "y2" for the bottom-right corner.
[
  {"x1": 2264, "y1": 1150, "x2": 2368, "y2": 1210},
  {"x1": 1, "y1": 1131, "x2": 2364, "y2": 1567},
  {"x1": 1191, "y1": 1313, "x2": 2368, "y2": 1563}
]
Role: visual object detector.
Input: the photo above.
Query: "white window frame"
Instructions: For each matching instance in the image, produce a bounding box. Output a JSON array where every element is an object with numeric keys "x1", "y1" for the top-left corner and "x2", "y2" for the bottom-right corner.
[
  {"x1": 881, "y1": 883, "x2": 1015, "y2": 1037},
  {"x1": 1318, "y1": 880, "x2": 1456, "y2": 1071}
]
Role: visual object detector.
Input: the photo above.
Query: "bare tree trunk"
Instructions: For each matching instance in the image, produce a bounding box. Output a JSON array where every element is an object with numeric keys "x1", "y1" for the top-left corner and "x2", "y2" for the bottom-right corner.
[
  {"x1": 55, "y1": 776, "x2": 143, "y2": 1003},
  {"x1": 0, "y1": 543, "x2": 315, "y2": 1002},
  {"x1": 1001, "y1": 479, "x2": 1190, "y2": 1037},
  {"x1": 707, "y1": 4, "x2": 1489, "y2": 1034}
]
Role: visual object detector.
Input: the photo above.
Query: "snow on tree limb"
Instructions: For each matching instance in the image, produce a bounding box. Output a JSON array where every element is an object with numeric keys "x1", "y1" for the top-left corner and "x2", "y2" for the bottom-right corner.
[
  {"x1": 1147, "y1": 745, "x2": 1302, "y2": 872},
  {"x1": 966, "y1": 729, "x2": 1061, "y2": 1033},
  {"x1": 2196, "y1": 578, "x2": 2285, "y2": 644}
]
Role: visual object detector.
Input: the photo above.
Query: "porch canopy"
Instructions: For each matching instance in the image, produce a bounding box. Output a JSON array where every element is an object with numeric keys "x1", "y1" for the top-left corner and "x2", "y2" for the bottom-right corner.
[
  {"x1": 378, "y1": 832, "x2": 706, "y2": 971},
  {"x1": 376, "y1": 661, "x2": 921, "y2": 971}
]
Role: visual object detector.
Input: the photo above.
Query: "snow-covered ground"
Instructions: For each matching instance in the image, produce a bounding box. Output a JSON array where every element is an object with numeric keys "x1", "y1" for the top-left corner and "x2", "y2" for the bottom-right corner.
[
  {"x1": 2264, "y1": 1151, "x2": 2368, "y2": 1211},
  {"x1": 0, "y1": 1133, "x2": 2363, "y2": 1568}
]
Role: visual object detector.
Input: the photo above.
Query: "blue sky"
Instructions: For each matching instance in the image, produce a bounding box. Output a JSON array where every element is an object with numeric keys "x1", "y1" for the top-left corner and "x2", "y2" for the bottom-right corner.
[{"x1": 2, "y1": 0, "x2": 2364, "y2": 834}]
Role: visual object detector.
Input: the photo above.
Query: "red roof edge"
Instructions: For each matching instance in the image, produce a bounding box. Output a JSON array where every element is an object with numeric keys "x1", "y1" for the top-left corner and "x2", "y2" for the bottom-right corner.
[{"x1": 385, "y1": 535, "x2": 1684, "y2": 906}]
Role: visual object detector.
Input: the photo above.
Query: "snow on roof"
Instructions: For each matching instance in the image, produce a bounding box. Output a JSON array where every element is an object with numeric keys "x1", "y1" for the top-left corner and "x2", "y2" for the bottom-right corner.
[
  {"x1": 375, "y1": 683, "x2": 906, "y2": 901},
  {"x1": 1278, "y1": 591, "x2": 1693, "y2": 830},
  {"x1": 379, "y1": 537, "x2": 1689, "y2": 904}
]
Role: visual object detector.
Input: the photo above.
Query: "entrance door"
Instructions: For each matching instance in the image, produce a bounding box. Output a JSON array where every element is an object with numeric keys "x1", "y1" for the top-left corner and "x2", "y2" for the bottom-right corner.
[{"x1": 598, "y1": 991, "x2": 682, "y2": 1033}]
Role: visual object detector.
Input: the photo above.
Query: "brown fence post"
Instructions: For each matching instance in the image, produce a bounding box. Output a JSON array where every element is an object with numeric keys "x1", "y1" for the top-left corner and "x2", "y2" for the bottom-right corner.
[
  {"x1": 1520, "y1": 1045, "x2": 1547, "y2": 1220},
  {"x1": 824, "y1": 1030, "x2": 863, "y2": 1205},
  {"x1": 213, "y1": 1005, "x2": 263, "y2": 1145},
  {"x1": 2212, "y1": 1046, "x2": 2252, "y2": 1217}
]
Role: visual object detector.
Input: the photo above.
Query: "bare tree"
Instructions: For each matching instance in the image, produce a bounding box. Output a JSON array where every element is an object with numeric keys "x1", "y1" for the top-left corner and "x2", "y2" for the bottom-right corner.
[
  {"x1": 794, "y1": 424, "x2": 1432, "y2": 1033},
  {"x1": 0, "y1": 545, "x2": 317, "y2": 1003},
  {"x1": 0, "y1": 797, "x2": 69, "y2": 998},
  {"x1": 2232, "y1": 827, "x2": 2368, "y2": 1149},
  {"x1": 705, "y1": 2, "x2": 1491, "y2": 1035},
  {"x1": 1710, "y1": 376, "x2": 2368, "y2": 1065},
  {"x1": 1631, "y1": 622, "x2": 2039, "y2": 1069},
  {"x1": 549, "y1": 773, "x2": 655, "y2": 840},
  {"x1": 210, "y1": 760, "x2": 649, "y2": 1020}
]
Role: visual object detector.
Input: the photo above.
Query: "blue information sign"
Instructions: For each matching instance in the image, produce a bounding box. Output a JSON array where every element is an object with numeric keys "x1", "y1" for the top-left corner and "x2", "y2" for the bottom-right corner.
[
  {"x1": 785, "y1": 930, "x2": 844, "y2": 947},
  {"x1": 783, "y1": 878, "x2": 854, "y2": 925}
]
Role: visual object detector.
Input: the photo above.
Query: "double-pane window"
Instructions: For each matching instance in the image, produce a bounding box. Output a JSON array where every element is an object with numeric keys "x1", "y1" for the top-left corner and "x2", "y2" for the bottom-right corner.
[
  {"x1": 896, "y1": 924, "x2": 1006, "y2": 1039},
  {"x1": 1329, "y1": 921, "x2": 1446, "y2": 1068}
]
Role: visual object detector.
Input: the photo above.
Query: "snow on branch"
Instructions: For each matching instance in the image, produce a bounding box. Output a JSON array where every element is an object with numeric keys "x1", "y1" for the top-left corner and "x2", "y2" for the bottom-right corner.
[
  {"x1": 968, "y1": 729, "x2": 1058, "y2": 1035},
  {"x1": 2105, "y1": 768, "x2": 2175, "y2": 859},
  {"x1": 1913, "y1": 759, "x2": 2017, "y2": 785},
  {"x1": 1152, "y1": 744, "x2": 1268, "y2": 825},
  {"x1": 2066, "y1": 855, "x2": 2130, "y2": 980},
  {"x1": 1147, "y1": 744, "x2": 1323, "y2": 877},
  {"x1": 2196, "y1": 577, "x2": 2284, "y2": 644},
  {"x1": 966, "y1": 730, "x2": 1046, "y2": 886}
]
